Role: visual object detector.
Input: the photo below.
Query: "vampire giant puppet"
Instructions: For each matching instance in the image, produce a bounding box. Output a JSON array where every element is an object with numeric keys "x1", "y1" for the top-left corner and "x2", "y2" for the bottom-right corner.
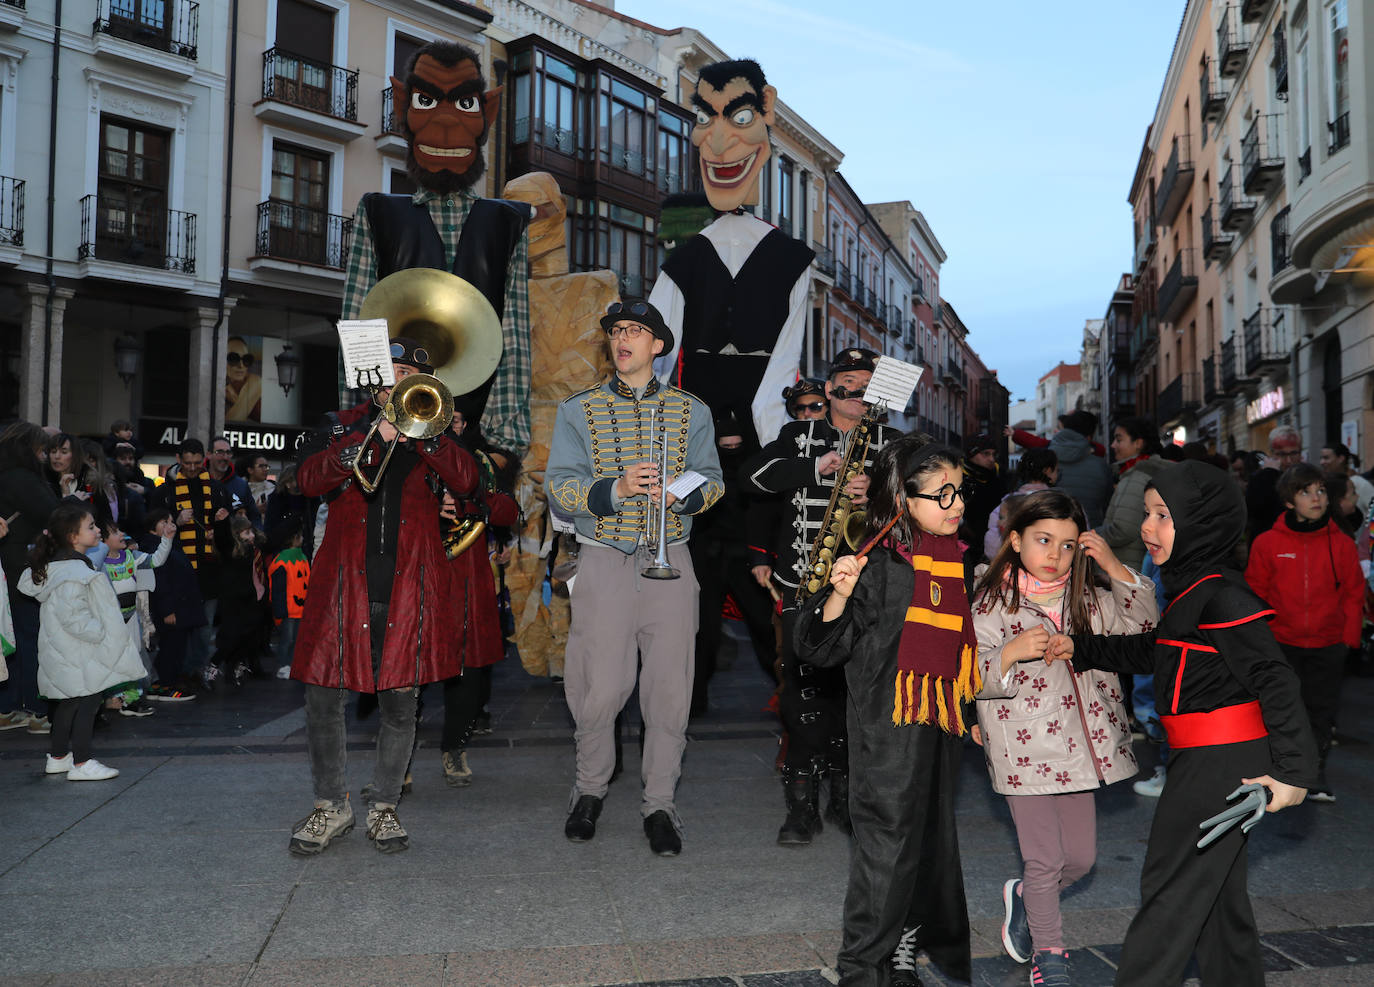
[
  {"x1": 341, "y1": 40, "x2": 533, "y2": 457},
  {"x1": 649, "y1": 59, "x2": 813, "y2": 447}
]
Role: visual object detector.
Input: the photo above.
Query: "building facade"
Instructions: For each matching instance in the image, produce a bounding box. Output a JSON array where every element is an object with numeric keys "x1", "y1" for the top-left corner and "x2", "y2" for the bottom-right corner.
[{"x1": 1035, "y1": 362, "x2": 1083, "y2": 436}]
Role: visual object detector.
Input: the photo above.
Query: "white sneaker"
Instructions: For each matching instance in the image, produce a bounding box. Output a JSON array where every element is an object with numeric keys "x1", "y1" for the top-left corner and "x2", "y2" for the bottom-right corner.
[
  {"x1": 1133, "y1": 765, "x2": 1166, "y2": 798},
  {"x1": 45, "y1": 753, "x2": 74, "y2": 775},
  {"x1": 67, "y1": 759, "x2": 120, "y2": 781},
  {"x1": 276, "y1": 665, "x2": 292, "y2": 680}
]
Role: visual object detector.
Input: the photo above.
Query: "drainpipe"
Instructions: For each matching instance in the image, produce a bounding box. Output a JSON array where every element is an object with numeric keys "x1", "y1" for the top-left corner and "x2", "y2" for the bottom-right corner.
[
  {"x1": 213, "y1": 0, "x2": 241, "y2": 433},
  {"x1": 491, "y1": 58, "x2": 507, "y2": 193},
  {"x1": 40, "y1": 0, "x2": 63, "y2": 426}
]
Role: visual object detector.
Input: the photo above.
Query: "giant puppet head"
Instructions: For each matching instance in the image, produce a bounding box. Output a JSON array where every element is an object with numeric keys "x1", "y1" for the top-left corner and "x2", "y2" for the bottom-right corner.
[
  {"x1": 690, "y1": 59, "x2": 777, "y2": 213},
  {"x1": 390, "y1": 41, "x2": 502, "y2": 194},
  {"x1": 502, "y1": 171, "x2": 567, "y2": 278}
]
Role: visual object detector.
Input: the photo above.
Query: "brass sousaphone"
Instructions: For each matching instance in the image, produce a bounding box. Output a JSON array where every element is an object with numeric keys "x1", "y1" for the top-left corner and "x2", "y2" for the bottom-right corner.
[{"x1": 351, "y1": 268, "x2": 504, "y2": 498}]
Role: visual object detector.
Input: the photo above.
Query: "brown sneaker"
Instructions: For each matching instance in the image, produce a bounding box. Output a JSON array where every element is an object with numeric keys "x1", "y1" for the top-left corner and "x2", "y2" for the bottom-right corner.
[
  {"x1": 288, "y1": 799, "x2": 354, "y2": 855},
  {"x1": 366, "y1": 802, "x2": 409, "y2": 853},
  {"x1": 442, "y1": 750, "x2": 473, "y2": 787}
]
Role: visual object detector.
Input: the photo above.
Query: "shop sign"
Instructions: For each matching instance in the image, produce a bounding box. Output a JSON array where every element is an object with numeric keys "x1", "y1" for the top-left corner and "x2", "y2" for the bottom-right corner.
[
  {"x1": 1246, "y1": 387, "x2": 1286, "y2": 425},
  {"x1": 140, "y1": 418, "x2": 315, "y2": 456}
]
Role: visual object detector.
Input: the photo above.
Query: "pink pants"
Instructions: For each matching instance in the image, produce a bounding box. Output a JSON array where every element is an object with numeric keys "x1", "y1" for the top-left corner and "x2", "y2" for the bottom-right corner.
[{"x1": 1005, "y1": 791, "x2": 1097, "y2": 949}]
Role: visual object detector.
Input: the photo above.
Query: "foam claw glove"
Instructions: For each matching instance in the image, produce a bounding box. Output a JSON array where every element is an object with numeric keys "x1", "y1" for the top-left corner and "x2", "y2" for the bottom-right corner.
[{"x1": 1196, "y1": 782, "x2": 1269, "y2": 850}]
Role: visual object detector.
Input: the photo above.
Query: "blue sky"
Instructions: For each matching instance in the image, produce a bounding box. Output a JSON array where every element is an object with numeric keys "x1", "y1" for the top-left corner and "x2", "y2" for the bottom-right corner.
[{"x1": 616, "y1": 0, "x2": 1186, "y2": 401}]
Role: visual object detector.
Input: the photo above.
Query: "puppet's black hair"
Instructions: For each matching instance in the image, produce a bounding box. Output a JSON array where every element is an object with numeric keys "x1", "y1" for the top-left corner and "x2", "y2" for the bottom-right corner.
[{"x1": 696, "y1": 59, "x2": 767, "y2": 96}]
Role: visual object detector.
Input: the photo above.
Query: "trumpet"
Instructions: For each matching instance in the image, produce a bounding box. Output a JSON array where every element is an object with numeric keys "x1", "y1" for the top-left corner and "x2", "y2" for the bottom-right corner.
[
  {"x1": 352, "y1": 373, "x2": 453, "y2": 494},
  {"x1": 640, "y1": 408, "x2": 680, "y2": 580}
]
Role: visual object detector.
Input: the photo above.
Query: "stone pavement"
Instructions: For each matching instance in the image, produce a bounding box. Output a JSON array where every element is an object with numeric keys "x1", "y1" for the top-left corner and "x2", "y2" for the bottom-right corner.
[{"x1": 1, "y1": 628, "x2": 1372, "y2": 986}]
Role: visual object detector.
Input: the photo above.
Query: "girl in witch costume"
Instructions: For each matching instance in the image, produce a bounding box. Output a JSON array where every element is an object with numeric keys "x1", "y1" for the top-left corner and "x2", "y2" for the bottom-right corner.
[
  {"x1": 795, "y1": 434, "x2": 979, "y2": 987},
  {"x1": 1046, "y1": 461, "x2": 1317, "y2": 986}
]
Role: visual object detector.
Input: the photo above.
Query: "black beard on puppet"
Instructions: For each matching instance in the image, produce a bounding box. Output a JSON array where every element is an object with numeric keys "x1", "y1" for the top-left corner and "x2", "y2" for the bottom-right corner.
[{"x1": 403, "y1": 135, "x2": 487, "y2": 195}]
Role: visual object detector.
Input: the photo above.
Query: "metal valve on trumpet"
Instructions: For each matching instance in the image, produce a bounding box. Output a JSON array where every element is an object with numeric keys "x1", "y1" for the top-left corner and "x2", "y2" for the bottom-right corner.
[{"x1": 640, "y1": 408, "x2": 680, "y2": 580}]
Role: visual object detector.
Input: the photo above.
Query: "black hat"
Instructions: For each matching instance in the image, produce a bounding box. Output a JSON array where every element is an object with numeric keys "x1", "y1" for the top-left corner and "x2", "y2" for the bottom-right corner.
[
  {"x1": 388, "y1": 337, "x2": 434, "y2": 375},
  {"x1": 829, "y1": 347, "x2": 878, "y2": 376},
  {"x1": 965, "y1": 433, "x2": 997, "y2": 457},
  {"x1": 782, "y1": 378, "x2": 826, "y2": 404},
  {"x1": 600, "y1": 299, "x2": 673, "y2": 352}
]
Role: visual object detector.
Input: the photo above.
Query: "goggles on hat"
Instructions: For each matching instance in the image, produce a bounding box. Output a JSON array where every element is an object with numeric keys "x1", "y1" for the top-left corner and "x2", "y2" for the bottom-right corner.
[
  {"x1": 605, "y1": 301, "x2": 651, "y2": 320},
  {"x1": 390, "y1": 341, "x2": 430, "y2": 365}
]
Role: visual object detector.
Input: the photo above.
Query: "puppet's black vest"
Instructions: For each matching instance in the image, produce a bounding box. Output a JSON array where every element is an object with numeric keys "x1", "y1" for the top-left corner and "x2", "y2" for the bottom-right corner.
[
  {"x1": 660, "y1": 228, "x2": 813, "y2": 355},
  {"x1": 361, "y1": 192, "x2": 528, "y2": 320}
]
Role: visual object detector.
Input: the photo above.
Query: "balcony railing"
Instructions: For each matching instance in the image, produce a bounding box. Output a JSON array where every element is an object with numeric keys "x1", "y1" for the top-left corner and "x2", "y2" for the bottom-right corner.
[
  {"x1": 914, "y1": 274, "x2": 925, "y2": 300},
  {"x1": 1201, "y1": 60, "x2": 1229, "y2": 122},
  {"x1": 1241, "y1": 113, "x2": 1284, "y2": 196},
  {"x1": 1157, "y1": 371, "x2": 1200, "y2": 423},
  {"x1": 1, "y1": 0, "x2": 25, "y2": 9},
  {"x1": 1328, "y1": 112, "x2": 1350, "y2": 155},
  {"x1": 1157, "y1": 248, "x2": 1198, "y2": 323},
  {"x1": 657, "y1": 168, "x2": 684, "y2": 195},
  {"x1": 94, "y1": 0, "x2": 198, "y2": 61},
  {"x1": 835, "y1": 261, "x2": 851, "y2": 296},
  {"x1": 812, "y1": 243, "x2": 834, "y2": 276},
  {"x1": 79, "y1": 194, "x2": 195, "y2": 273},
  {"x1": 1130, "y1": 313, "x2": 1157, "y2": 363},
  {"x1": 1220, "y1": 336, "x2": 1251, "y2": 393},
  {"x1": 255, "y1": 200, "x2": 351, "y2": 269},
  {"x1": 262, "y1": 48, "x2": 358, "y2": 121},
  {"x1": 1218, "y1": 164, "x2": 1255, "y2": 231},
  {"x1": 1243, "y1": 308, "x2": 1290, "y2": 373},
  {"x1": 0, "y1": 176, "x2": 22, "y2": 247},
  {"x1": 1271, "y1": 206, "x2": 1291, "y2": 273},
  {"x1": 1202, "y1": 354, "x2": 1218, "y2": 405},
  {"x1": 381, "y1": 86, "x2": 401, "y2": 135},
  {"x1": 1216, "y1": 5, "x2": 1249, "y2": 77},
  {"x1": 609, "y1": 143, "x2": 645, "y2": 175},
  {"x1": 1154, "y1": 135, "x2": 1195, "y2": 225},
  {"x1": 1202, "y1": 201, "x2": 1233, "y2": 262}
]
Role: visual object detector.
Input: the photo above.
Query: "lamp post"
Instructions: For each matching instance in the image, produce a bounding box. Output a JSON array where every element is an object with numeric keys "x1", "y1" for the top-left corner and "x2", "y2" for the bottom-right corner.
[
  {"x1": 113, "y1": 333, "x2": 142, "y2": 388},
  {"x1": 275, "y1": 343, "x2": 302, "y2": 396}
]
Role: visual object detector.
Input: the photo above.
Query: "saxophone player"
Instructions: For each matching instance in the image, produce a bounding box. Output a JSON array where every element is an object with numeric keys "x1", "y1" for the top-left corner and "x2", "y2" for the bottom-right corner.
[{"x1": 741, "y1": 348, "x2": 902, "y2": 846}]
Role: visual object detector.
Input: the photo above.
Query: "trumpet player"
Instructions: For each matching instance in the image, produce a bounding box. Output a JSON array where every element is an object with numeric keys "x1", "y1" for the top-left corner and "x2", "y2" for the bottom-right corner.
[
  {"x1": 547, "y1": 300, "x2": 723, "y2": 856},
  {"x1": 287, "y1": 340, "x2": 479, "y2": 857},
  {"x1": 741, "y1": 348, "x2": 901, "y2": 846}
]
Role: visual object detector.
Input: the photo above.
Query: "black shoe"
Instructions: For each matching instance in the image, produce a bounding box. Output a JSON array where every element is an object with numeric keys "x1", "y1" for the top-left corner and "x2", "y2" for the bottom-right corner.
[
  {"x1": 777, "y1": 769, "x2": 823, "y2": 846},
  {"x1": 825, "y1": 769, "x2": 853, "y2": 835},
  {"x1": 564, "y1": 794, "x2": 603, "y2": 842},
  {"x1": 644, "y1": 810, "x2": 681, "y2": 856}
]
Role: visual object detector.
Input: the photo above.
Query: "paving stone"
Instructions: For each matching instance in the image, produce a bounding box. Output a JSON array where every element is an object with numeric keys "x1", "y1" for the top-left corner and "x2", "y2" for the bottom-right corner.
[{"x1": 1264, "y1": 925, "x2": 1374, "y2": 969}]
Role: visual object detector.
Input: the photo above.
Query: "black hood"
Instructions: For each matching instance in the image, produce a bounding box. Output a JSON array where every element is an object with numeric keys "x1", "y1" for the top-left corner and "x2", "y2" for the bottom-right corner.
[{"x1": 1153, "y1": 460, "x2": 1245, "y2": 598}]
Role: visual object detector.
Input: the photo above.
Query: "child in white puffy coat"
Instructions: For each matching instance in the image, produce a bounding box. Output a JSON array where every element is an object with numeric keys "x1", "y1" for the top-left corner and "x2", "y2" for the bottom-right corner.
[{"x1": 17, "y1": 503, "x2": 146, "y2": 781}]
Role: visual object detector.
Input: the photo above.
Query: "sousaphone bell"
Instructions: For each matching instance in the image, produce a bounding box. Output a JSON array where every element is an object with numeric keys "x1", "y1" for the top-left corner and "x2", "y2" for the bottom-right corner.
[{"x1": 351, "y1": 268, "x2": 504, "y2": 495}]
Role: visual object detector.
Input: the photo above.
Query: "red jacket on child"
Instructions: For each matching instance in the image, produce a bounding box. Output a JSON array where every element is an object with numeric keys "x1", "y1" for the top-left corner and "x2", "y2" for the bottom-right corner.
[{"x1": 1244, "y1": 513, "x2": 1363, "y2": 649}]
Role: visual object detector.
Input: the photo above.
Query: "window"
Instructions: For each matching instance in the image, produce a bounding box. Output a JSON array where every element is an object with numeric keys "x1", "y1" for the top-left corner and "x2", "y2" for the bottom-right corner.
[
  {"x1": 272, "y1": 0, "x2": 336, "y2": 116},
  {"x1": 266, "y1": 142, "x2": 331, "y2": 264},
  {"x1": 389, "y1": 169, "x2": 416, "y2": 196},
  {"x1": 657, "y1": 110, "x2": 690, "y2": 194},
  {"x1": 1295, "y1": 20, "x2": 1311, "y2": 173},
  {"x1": 601, "y1": 76, "x2": 651, "y2": 175},
  {"x1": 1327, "y1": 0, "x2": 1350, "y2": 153},
  {"x1": 107, "y1": 0, "x2": 170, "y2": 44},
  {"x1": 592, "y1": 202, "x2": 656, "y2": 297},
  {"x1": 541, "y1": 54, "x2": 577, "y2": 155},
  {"x1": 797, "y1": 169, "x2": 809, "y2": 242},
  {"x1": 777, "y1": 159, "x2": 793, "y2": 234},
  {"x1": 96, "y1": 116, "x2": 170, "y2": 265}
]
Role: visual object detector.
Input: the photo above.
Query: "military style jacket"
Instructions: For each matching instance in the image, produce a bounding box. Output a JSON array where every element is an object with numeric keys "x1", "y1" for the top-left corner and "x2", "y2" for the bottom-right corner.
[{"x1": 546, "y1": 375, "x2": 723, "y2": 555}]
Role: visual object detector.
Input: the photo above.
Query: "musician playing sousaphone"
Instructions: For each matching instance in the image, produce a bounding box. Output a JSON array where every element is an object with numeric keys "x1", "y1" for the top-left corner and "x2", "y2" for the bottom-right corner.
[
  {"x1": 546, "y1": 299, "x2": 723, "y2": 856},
  {"x1": 741, "y1": 347, "x2": 902, "y2": 846},
  {"x1": 287, "y1": 338, "x2": 480, "y2": 857}
]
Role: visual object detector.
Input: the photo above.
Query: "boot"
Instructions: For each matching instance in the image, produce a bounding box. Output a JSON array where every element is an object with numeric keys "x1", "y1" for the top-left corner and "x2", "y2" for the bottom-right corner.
[
  {"x1": 825, "y1": 767, "x2": 853, "y2": 835},
  {"x1": 776, "y1": 769, "x2": 823, "y2": 846}
]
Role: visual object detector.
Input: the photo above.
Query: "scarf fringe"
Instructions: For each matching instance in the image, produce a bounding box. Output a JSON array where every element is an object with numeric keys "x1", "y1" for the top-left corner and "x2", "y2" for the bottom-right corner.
[{"x1": 891, "y1": 642, "x2": 982, "y2": 736}]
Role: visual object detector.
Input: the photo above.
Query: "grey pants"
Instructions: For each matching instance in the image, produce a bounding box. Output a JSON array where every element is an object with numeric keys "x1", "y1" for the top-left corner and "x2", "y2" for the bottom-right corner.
[
  {"x1": 305, "y1": 683, "x2": 417, "y2": 807},
  {"x1": 564, "y1": 542, "x2": 698, "y2": 820}
]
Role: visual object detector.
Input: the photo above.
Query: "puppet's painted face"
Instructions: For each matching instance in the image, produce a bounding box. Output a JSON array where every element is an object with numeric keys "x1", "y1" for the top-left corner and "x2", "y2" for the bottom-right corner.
[
  {"x1": 691, "y1": 75, "x2": 776, "y2": 212},
  {"x1": 391, "y1": 55, "x2": 501, "y2": 188}
]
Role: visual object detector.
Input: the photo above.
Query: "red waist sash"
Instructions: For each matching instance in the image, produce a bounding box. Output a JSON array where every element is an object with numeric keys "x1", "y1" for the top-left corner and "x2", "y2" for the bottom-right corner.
[{"x1": 1160, "y1": 701, "x2": 1267, "y2": 749}]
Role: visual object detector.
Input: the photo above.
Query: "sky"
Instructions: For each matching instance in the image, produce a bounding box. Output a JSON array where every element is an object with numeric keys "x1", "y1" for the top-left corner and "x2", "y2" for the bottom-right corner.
[{"x1": 615, "y1": 0, "x2": 1187, "y2": 402}]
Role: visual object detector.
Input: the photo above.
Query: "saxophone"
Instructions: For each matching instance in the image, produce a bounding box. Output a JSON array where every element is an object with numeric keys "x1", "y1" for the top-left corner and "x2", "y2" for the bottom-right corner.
[{"x1": 797, "y1": 404, "x2": 880, "y2": 603}]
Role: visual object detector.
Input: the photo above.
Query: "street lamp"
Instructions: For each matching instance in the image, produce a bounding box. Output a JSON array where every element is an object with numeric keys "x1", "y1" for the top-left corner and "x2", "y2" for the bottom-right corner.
[
  {"x1": 275, "y1": 343, "x2": 302, "y2": 396},
  {"x1": 113, "y1": 333, "x2": 142, "y2": 388}
]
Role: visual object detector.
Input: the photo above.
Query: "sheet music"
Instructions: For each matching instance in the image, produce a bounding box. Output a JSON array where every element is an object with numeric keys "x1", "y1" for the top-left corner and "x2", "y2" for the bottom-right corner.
[
  {"x1": 667, "y1": 470, "x2": 708, "y2": 500},
  {"x1": 337, "y1": 319, "x2": 395, "y2": 388},
  {"x1": 864, "y1": 356, "x2": 923, "y2": 412}
]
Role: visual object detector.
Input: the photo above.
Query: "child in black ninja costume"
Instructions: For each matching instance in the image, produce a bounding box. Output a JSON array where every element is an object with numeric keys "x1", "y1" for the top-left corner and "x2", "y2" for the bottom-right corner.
[
  {"x1": 796, "y1": 433, "x2": 978, "y2": 987},
  {"x1": 1046, "y1": 460, "x2": 1316, "y2": 986}
]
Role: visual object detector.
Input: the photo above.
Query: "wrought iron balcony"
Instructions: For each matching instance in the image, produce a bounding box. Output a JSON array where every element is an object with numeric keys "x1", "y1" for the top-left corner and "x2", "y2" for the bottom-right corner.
[
  {"x1": 1201, "y1": 60, "x2": 1229, "y2": 122},
  {"x1": 835, "y1": 261, "x2": 851, "y2": 296},
  {"x1": 812, "y1": 243, "x2": 835, "y2": 276},
  {"x1": 1202, "y1": 201, "x2": 1234, "y2": 263},
  {"x1": 1241, "y1": 113, "x2": 1284, "y2": 196},
  {"x1": 1216, "y1": 5, "x2": 1249, "y2": 77},
  {"x1": 1203, "y1": 354, "x2": 1219, "y2": 405},
  {"x1": 1243, "y1": 308, "x2": 1289, "y2": 373},
  {"x1": 1328, "y1": 112, "x2": 1350, "y2": 155},
  {"x1": 0, "y1": 176, "x2": 22, "y2": 247},
  {"x1": 1220, "y1": 336, "x2": 1252, "y2": 393},
  {"x1": 1241, "y1": 0, "x2": 1274, "y2": 22},
  {"x1": 1154, "y1": 135, "x2": 1194, "y2": 226},
  {"x1": 381, "y1": 87, "x2": 401, "y2": 135},
  {"x1": 1157, "y1": 371, "x2": 1200, "y2": 423},
  {"x1": 1129, "y1": 313, "x2": 1157, "y2": 363},
  {"x1": 262, "y1": 48, "x2": 358, "y2": 121},
  {"x1": 1218, "y1": 165, "x2": 1255, "y2": 231},
  {"x1": 94, "y1": 0, "x2": 198, "y2": 61},
  {"x1": 79, "y1": 194, "x2": 195, "y2": 273},
  {"x1": 914, "y1": 274, "x2": 925, "y2": 300},
  {"x1": 1134, "y1": 223, "x2": 1158, "y2": 273},
  {"x1": 1157, "y1": 249, "x2": 1198, "y2": 323},
  {"x1": 1270, "y1": 206, "x2": 1291, "y2": 273},
  {"x1": 255, "y1": 200, "x2": 351, "y2": 270}
]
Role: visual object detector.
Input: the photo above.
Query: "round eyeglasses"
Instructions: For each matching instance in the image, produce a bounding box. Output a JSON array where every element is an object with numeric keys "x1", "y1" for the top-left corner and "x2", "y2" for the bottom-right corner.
[{"x1": 910, "y1": 483, "x2": 970, "y2": 510}]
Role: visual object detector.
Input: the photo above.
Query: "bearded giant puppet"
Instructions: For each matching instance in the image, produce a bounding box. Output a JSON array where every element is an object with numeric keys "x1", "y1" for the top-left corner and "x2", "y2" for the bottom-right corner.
[
  {"x1": 649, "y1": 59, "x2": 813, "y2": 447},
  {"x1": 340, "y1": 40, "x2": 532, "y2": 457}
]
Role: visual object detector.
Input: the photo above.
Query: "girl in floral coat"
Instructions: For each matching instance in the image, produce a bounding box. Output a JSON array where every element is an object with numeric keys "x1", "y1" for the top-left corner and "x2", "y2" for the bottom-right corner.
[{"x1": 971, "y1": 490, "x2": 1158, "y2": 984}]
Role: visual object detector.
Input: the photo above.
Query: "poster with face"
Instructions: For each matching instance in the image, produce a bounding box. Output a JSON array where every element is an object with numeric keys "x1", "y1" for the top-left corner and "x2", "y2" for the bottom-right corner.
[{"x1": 225, "y1": 336, "x2": 301, "y2": 425}]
